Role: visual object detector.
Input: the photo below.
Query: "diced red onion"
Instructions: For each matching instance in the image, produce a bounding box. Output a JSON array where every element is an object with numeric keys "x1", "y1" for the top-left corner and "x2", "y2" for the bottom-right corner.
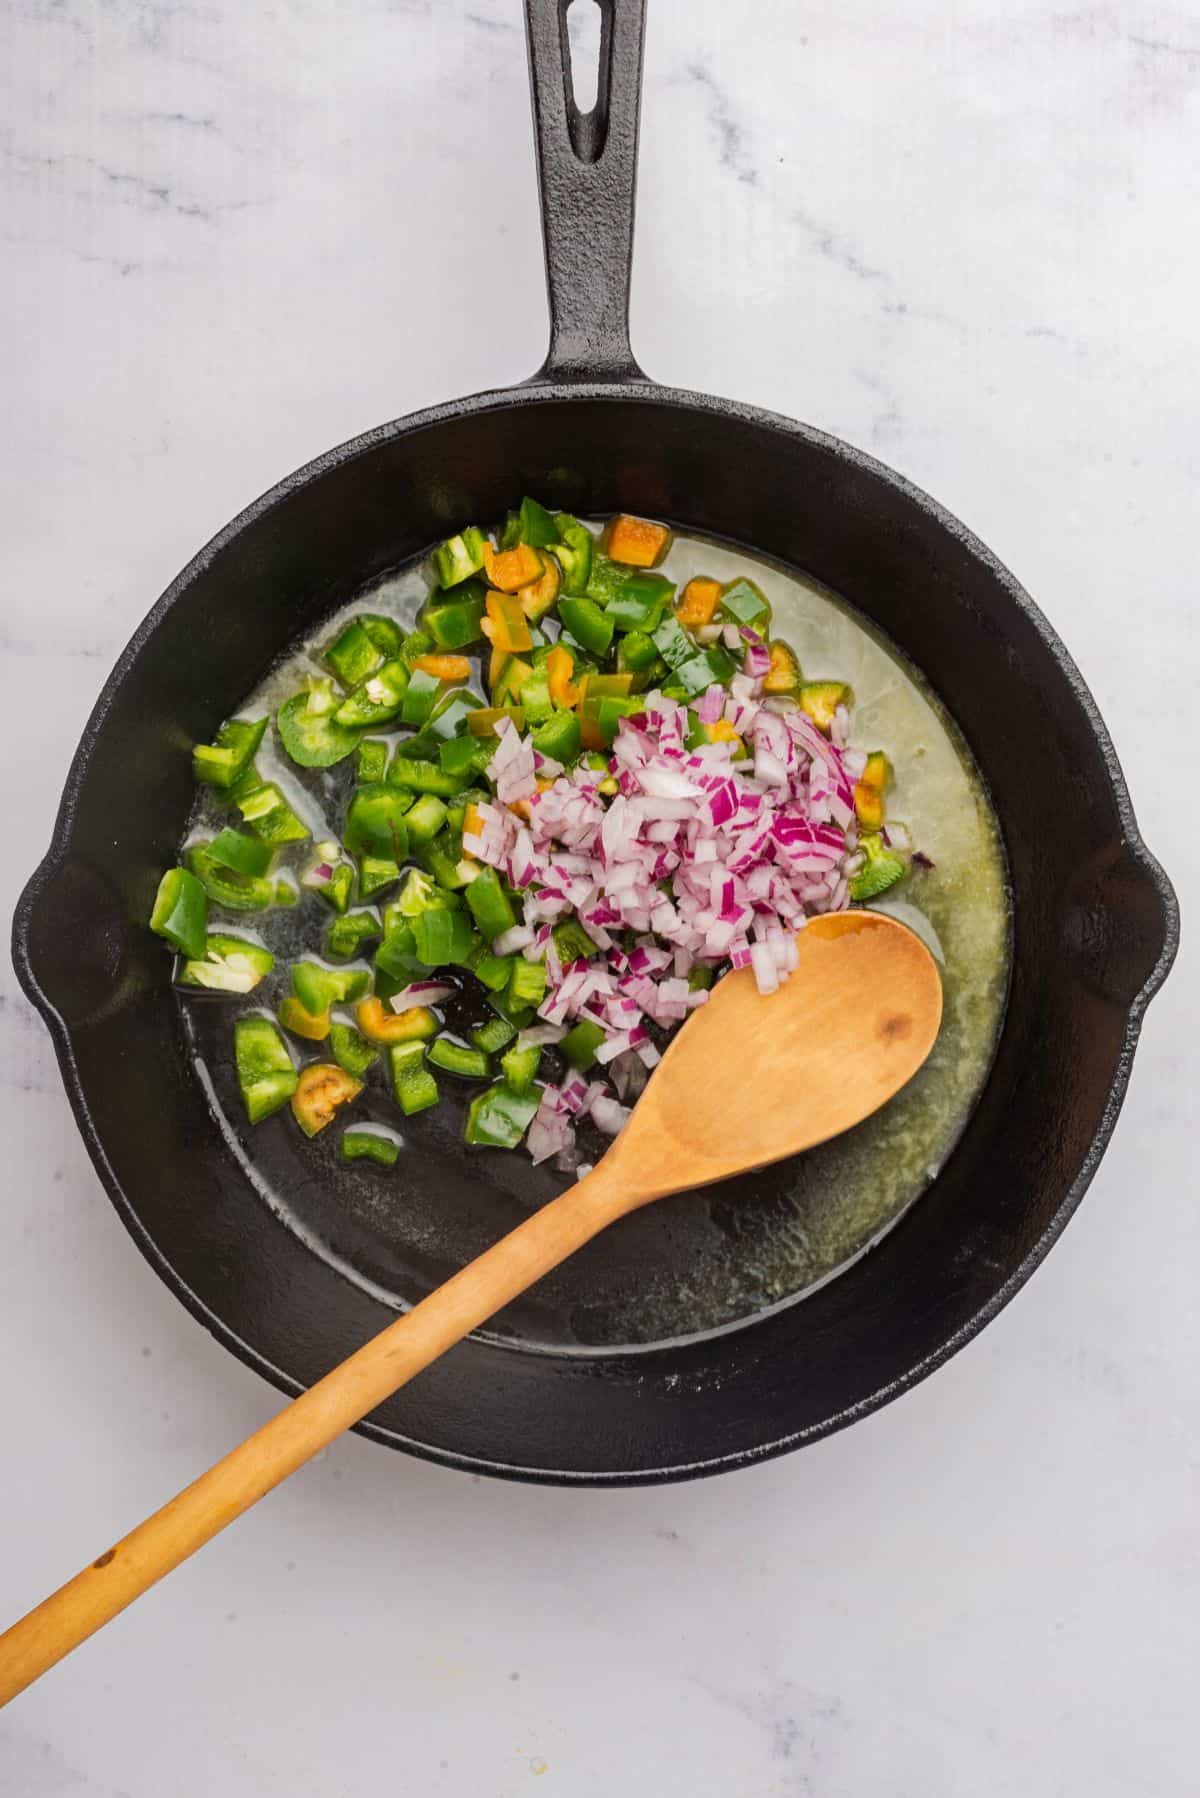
[{"x1": 390, "y1": 982, "x2": 454, "y2": 1013}]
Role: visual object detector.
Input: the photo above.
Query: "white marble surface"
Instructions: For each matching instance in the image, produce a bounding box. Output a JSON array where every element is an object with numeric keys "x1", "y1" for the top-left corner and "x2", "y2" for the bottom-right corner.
[{"x1": 1, "y1": 0, "x2": 1196, "y2": 1790}]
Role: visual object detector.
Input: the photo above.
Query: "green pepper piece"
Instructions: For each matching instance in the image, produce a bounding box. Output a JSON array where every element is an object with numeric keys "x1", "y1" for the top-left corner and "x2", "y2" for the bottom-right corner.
[
  {"x1": 511, "y1": 496, "x2": 560, "y2": 548},
  {"x1": 470, "y1": 948, "x2": 515, "y2": 993},
  {"x1": 340, "y1": 1126, "x2": 399, "y2": 1168},
  {"x1": 558, "y1": 596, "x2": 614, "y2": 657},
  {"x1": 207, "y1": 827, "x2": 274, "y2": 879},
  {"x1": 849, "y1": 834, "x2": 908, "y2": 902},
  {"x1": 604, "y1": 572, "x2": 675, "y2": 634},
  {"x1": 236, "y1": 782, "x2": 310, "y2": 845},
  {"x1": 390, "y1": 869, "x2": 460, "y2": 921},
  {"x1": 400, "y1": 667, "x2": 441, "y2": 729},
  {"x1": 421, "y1": 579, "x2": 487, "y2": 650},
  {"x1": 360, "y1": 615, "x2": 403, "y2": 656},
  {"x1": 427, "y1": 689, "x2": 484, "y2": 741},
  {"x1": 439, "y1": 735, "x2": 491, "y2": 780},
  {"x1": 551, "y1": 918, "x2": 597, "y2": 966},
  {"x1": 185, "y1": 846, "x2": 276, "y2": 913},
  {"x1": 404, "y1": 793, "x2": 449, "y2": 845},
  {"x1": 470, "y1": 1014, "x2": 517, "y2": 1053},
  {"x1": 465, "y1": 865, "x2": 518, "y2": 942},
  {"x1": 177, "y1": 932, "x2": 274, "y2": 993},
  {"x1": 333, "y1": 659, "x2": 410, "y2": 729},
  {"x1": 718, "y1": 578, "x2": 771, "y2": 630},
  {"x1": 150, "y1": 867, "x2": 209, "y2": 960},
  {"x1": 561, "y1": 1018, "x2": 607, "y2": 1071},
  {"x1": 579, "y1": 693, "x2": 641, "y2": 746},
  {"x1": 192, "y1": 716, "x2": 268, "y2": 790},
  {"x1": 531, "y1": 710, "x2": 581, "y2": 765},
  {"x1": 388, "y1": 1041, "x2": 440, "y2": 1116},
  {"x1": 324, "y1": 618, "x2": 384, "y2": 688},
  {"x1": 234, "y1": 1016, "x2": 298, "y2": 1123},
  {"x1": 507, "y1": 957, "x2": 546, "y2": 1010},
  {"x1": 516, "y1": 670, "x2": 554, "y2": 726},
  {"x1": 345, "y1": 784, "x2": 411, "y2": 864},
  {"x1": 582, "y1": 553, "x2": 627, "y2": 607},
  {"x1": 275, "y1": 875, "x2": 300, "y2": 907},
  {"x1": 374, "y1": 926, "x2": 425, "y2": 982},
  {"x1": 329, "y1": 1023, "x2": 381, "y2": 1081},
  {"x1": 464, "y1": 1082, "x2": 539, "y2": 1149},
  {"x1": 551, "y1": 514, "x2": 594, "y2": 595},
  {"x1": 358, "y1": 857, "x2": 399, "y2": 900},
  {"x1": 687, "y1": 964, "x2": 716, "y2": 991},
  {"x1": 301, "y1": 845, "x2": 356, "y2": 914},
  {"x1": 428, "y1": 1037, "x2": 492, "y2": 1080},
  {"x1": 617, "y1": 630, "x2": 661, "y2": 676},
  {"x1": 500, "y1": 1043, "x2": 541, "y2": 1096},
  {"x1": 430, "y1": 525, "x2": 487, "y2": 589},
  {"x1": 651, "y1": 615, "x2": 699, "y2": 671},
  {"x1": 416, "y1": 829, "x2": 471, "y2": 890},
  {"x1": 291, "y1": 960, "x2": 370, "y2": 1015},
  {"x1": 326, "y1": 909, "x2": 381, "y2": 960},
  {"x1": 355, "y1": 737, "x2": 390, "y2": 783},
  {"x1": 388, "y1": 757, "x2": 470, "y2": 798},
  {"x1": 277, "y1": 680, "x2": 361, "y2": 769},
  {"x1": 411, "y1": 907, "x2": 476, "y2": 968},
  {"x1": 399, "y1": 628, "x2": 434, "y2": 671}
]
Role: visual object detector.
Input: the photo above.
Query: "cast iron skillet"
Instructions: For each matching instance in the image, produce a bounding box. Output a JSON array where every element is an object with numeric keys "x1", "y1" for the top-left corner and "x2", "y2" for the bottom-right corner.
[{"x1": 11, "y1": 0, "x2": 1178, "y2": 1483}]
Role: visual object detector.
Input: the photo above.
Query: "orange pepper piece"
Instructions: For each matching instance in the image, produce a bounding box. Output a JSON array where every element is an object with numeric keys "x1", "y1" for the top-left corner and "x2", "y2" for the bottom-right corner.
[
  {"x1": 602, "y1": 513, "x2": 672, "y2": 568},
  {"x1": 675, "y1": 576, "x2": 722, "y2": 629},
  {"x1": 463, "y1": 801, "x2": 485, "y2": 838},
  {"x1": 277, "y1": 997, "x2": 330, "y2": 1042},
  {"x1": 485, "y1": 589, "x2": 533, "y2": 655},
  {"x1": 705, "y1": 719, "x2": 744, "y2": 755},
  {"x1": 483, "y1": 541, "x2": 542, "y2": 593},
  {"x1": 413, "y1": 653, "x2": 470, "y2": 684},
  {"x1": 355, "y1": 997, "x2": 437, "y2": 1045},
  {"x1": 853, "y1": 781, "x2": 885, "y2": 830},
  {"x1": 546, "y1": 644, "x2": 580, "y2": 709}
]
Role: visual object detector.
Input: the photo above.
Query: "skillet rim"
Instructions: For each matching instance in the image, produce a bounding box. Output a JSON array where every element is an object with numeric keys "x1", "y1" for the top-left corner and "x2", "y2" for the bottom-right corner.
[{"x1": 11, "y1": 378, "x2": 1180, "y2": 1484}]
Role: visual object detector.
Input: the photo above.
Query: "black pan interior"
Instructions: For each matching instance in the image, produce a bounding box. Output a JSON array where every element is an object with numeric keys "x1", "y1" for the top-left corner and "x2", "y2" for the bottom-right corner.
[{"x1": 17, "y1": 385, "x2": 1176, "y2": 1481}]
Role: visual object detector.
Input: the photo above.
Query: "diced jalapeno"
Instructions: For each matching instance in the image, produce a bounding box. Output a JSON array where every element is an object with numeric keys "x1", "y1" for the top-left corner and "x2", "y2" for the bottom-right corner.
[
  {"x1": 558, "y1": 596, "x2": 614, "y2": 657},
  {"x1": 207, "y1": 828, "x2": 274, "y2": 879},
  {"x1": 411, "y1": 907, "x2": 476, "y2": 967},
  {"x1": 470, "y1": 1014, "x2": 517, "y2": 1054},
  {"x1": 428, "y1": 1038, "x2": 492, "y2": 1080},
  {"x1": 849, "y1": 834, "x2": 908, "y2": 902},
  {"x1": 465, "y1": 865, "x2": 518, "y2": 942},
  {"x1": 177, "y1": 932, "x2": 274, "y2": 993},
  {"x1": 150, "y1": 866, "x2": 209, "y2": 960},
  {"x1": 431, "y1": 525, "x2": 488, "y2": 590},
  {"x1": 329, "y1": 1021, "x2": 380, "y2": 1081},
  {"x1": 718, "y1": 578, "x2": 771, "y2": 630},
  {"x1": 388, "y1": 1041, "x2": 439, "y2": 1115},
  {"x1": 551, "y1": 514, "x2": 594, "y2": 595},
  {"x1": 500, "y1": 1043, "x2": 541, "y2": 1095},
  {"x1": 192, "y1": 716, "x2": 268, "y2": 790},
  {"x1": 560, "y1": 1018, "x2": 606, "y2": 1071},
  {"x1": 464, "y1": 1082, "x2": 538, "y2": 1149},
  {"x1": 340, "y1": 1126, "x2": 400, "y2": 1168},
  {"x1": 277, "y1": 680, "x2": 361, "y2": 768},
  {"x1": 185, "y1": 846, "x2": 276, "y2": 913},
  {"x1": 334, "y1": 659, "x2": 410, "y2": 729},
  {"x1": 236, "y1": 781, "x2": 310, "y2": 845},
  {"x1": 234, "y1": 1017, "x2": 298, "y2": 1123},
  {"x1": 326, "y1": 909, "x2": 381, "y2": 960},
  {"x1": 422, "y1": 579, "x2": 487, "y2": 650}
]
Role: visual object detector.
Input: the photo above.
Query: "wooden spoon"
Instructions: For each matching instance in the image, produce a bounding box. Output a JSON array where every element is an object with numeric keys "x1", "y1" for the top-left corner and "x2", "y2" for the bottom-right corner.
[{"x1": 0, "y1": 910, "x2": 940, "y2": 1704}]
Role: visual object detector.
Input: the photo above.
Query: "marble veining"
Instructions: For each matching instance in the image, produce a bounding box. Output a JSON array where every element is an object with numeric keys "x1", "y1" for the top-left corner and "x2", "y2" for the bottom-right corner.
[{"x1": 0, "y1": 1, "x2": 1196, "y2": 1793}]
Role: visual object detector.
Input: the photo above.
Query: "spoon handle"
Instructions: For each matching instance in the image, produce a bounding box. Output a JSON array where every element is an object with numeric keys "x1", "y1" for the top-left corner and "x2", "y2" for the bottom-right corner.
[{"x1": 0, "y1": 1163, "x2": 629, "y2": 1707}]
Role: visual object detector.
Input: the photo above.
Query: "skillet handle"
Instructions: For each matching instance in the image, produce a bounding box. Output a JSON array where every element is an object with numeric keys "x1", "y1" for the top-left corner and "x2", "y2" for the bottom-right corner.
[{"x1": 524, "y1": 0, "x2": 647, "y2": 382}]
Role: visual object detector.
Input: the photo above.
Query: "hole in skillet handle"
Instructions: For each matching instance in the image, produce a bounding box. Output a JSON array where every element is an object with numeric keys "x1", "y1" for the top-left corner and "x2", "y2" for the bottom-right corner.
[
  {"x1": 13, "y1": 854, "x2": 134, "y2": 1031},
  {"x1": 567, "y1": 0, "x2": 602, "y2": 115}
]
